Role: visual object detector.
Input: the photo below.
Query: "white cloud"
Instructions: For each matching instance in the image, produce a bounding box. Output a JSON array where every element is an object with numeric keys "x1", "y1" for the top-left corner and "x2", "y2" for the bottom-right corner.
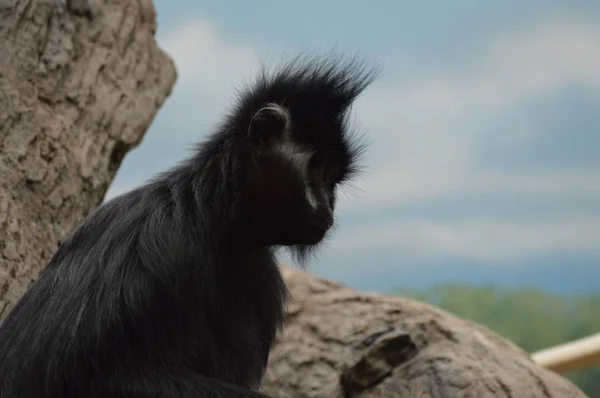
[
  {"x1": 327, "y1": 17, "x2": 600, "y2": 261},
  {"x1": 340, "y1": 17, "x2": 600, "y2": 210},
  {"x1": 159, "y1": 19, "x2": 259, "y2": 90},
  {"x1": 340, "y1": 170, "x2": 600, "y2": 211},
  {"x1": 483, "y1": 19, "x2": 600, "y2": 96},
  {"x1": 329, "y1": 217, "x2": 600, "y2": 263},
  {"x1": 467, "y1": 171, "x2": 600, "y2": 196},
  {"x1": 391, "y1": 18, "x2": 600, "y2": 116},
  {"x1": 156, "y1": 19, "x2": 261, "y2": 132}
]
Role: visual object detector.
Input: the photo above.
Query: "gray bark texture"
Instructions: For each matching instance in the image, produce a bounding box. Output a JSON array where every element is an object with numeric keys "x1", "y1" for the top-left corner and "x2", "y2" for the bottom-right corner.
[
  {"x1": 0, "y1": 0, "x2": 177, "y2": 321},
  {"x1": 0, "y1": 1, "x2": 589, "y2": 397},
  {"x1": 261, "y1": 266, "x2": 588, "y2": 398}
]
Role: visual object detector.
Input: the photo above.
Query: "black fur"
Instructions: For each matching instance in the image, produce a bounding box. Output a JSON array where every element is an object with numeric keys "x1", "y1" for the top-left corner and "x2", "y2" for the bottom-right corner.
[{"x1": 0, "y1": 54, "x2": 379, "y2": 398}]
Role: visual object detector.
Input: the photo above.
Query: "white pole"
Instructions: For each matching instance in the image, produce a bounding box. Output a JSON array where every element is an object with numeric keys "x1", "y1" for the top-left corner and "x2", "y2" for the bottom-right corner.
[{"x1": 532, "y1": 332, "x2": 600, "y2": 373}]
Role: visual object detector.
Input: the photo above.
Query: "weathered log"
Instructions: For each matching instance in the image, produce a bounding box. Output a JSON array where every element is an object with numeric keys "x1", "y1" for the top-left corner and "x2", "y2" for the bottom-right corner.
[
  {"x1": 262, "y1": 266, "x2": 588, "y2": 398},
  {"x1": 0, "y1": 0, "x2": 177, "y2": 321}
]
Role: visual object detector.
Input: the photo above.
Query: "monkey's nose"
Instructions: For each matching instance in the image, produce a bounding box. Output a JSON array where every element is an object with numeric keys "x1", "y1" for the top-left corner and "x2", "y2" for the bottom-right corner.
[
  {"x1": 322, "y1": 212, "x2": 334, "y2": 230},
  {"x1": 312, "y1": 210, "x2": 333, "y2": 232},
  {"x1": 301, "y1": 209, "x2": 333, "y2": 244}
]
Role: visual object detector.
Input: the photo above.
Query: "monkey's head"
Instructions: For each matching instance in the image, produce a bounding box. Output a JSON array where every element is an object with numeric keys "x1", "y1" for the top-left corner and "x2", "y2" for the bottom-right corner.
[{"x1": 239, "y1": 55, "x2": 380, "y2": 257}]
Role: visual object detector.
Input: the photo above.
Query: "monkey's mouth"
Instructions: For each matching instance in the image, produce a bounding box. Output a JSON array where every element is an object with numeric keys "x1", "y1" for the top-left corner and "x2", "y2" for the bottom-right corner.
[
  {"x1": 301, "y1": 228, "x2": 327, "y2": 245},
  {"x1": 310, "y1": 225, "x2": 329, "y2": 240},
  {"x1": 302, "y1": 217, "x2": 333, "y2": 244}
]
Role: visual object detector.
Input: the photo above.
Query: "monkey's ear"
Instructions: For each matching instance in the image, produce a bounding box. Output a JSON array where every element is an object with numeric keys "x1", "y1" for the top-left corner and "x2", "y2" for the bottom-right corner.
[{"x1": 248, "y1": 104, "x2": 288, "y2": 147}]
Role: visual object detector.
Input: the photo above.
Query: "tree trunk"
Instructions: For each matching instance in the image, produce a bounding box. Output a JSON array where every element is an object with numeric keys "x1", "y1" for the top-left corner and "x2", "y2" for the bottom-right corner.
[
  {"x1": 0, "y1": 1, "x2": 588, "y2": 397},
  {"x1": 0, "y1": 0, "x2": 177, "y2": 321},
  {"x1": 261, "y1": 266, "x2": 588, "y2": 398}
]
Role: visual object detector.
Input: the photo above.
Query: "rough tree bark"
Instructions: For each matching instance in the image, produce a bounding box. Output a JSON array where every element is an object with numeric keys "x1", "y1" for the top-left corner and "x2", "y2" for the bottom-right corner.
[
  {"x1": 261, "y1": 267, "x2": 588, "y2": 398},
  {"x1": 0, "y1": 1, "x2": 589, "y2": 397},
  {"x1": 0, "y1": 0, "x2": 177, "y2": 320}
]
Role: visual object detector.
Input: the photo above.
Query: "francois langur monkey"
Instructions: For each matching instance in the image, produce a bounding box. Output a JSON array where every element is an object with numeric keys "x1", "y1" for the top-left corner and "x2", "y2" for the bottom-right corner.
[{"x1": 0, "y1": 54, "x2": 379, "y2": 398}]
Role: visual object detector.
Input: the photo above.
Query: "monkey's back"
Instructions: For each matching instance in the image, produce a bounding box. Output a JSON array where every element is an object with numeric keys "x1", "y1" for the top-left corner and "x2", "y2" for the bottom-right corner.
[{"x1": 0, "y1": 179, "x2": 287, "y2": 397}]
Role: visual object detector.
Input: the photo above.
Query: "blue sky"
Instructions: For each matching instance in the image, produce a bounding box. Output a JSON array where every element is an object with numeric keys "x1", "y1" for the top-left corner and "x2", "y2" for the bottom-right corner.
[{"x1": 107, "y1": 1, "x2": 600, "y2": 294}]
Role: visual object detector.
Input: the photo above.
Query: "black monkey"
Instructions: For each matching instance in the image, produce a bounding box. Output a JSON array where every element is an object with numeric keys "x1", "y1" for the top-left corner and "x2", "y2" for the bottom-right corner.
[{"x1": 0, "y1": 54, "x2": 379, "y2": 398}]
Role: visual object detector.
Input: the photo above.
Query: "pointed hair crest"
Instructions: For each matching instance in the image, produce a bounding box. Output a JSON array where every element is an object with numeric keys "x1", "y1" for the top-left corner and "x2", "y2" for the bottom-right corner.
[{"x1": 228, "y1": 53, "x2": 381, "y2": 130}]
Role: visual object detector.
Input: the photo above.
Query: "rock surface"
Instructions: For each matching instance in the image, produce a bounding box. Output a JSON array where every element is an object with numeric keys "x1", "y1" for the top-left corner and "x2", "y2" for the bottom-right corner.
[
  {"x1": 0, "y1": 0, "x2": 177, "y2": 321},
  {"x1": 261, "y1": 266, "x2": 588, "y2": 397}
]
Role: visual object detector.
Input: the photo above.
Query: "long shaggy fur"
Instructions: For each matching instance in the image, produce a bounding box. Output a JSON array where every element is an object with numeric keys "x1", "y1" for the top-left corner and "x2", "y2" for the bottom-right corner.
[{"x1": 0, "y1": 54, "x2": 379, "y2": 398}]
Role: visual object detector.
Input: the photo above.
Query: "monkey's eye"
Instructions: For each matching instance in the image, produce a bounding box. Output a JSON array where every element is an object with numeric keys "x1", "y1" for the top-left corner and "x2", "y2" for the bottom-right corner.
[
  {"x1": 322, "y1": 167, "x2": 340, "y2": 185},
  {"x1": 308, "y1": 153, "x2": 341, "y2": 185}
]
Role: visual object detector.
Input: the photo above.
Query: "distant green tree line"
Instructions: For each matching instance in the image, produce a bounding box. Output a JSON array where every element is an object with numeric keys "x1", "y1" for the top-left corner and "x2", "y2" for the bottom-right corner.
[{"x1": 397, "y1": 285, "x2": 600, "y2": 397}]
